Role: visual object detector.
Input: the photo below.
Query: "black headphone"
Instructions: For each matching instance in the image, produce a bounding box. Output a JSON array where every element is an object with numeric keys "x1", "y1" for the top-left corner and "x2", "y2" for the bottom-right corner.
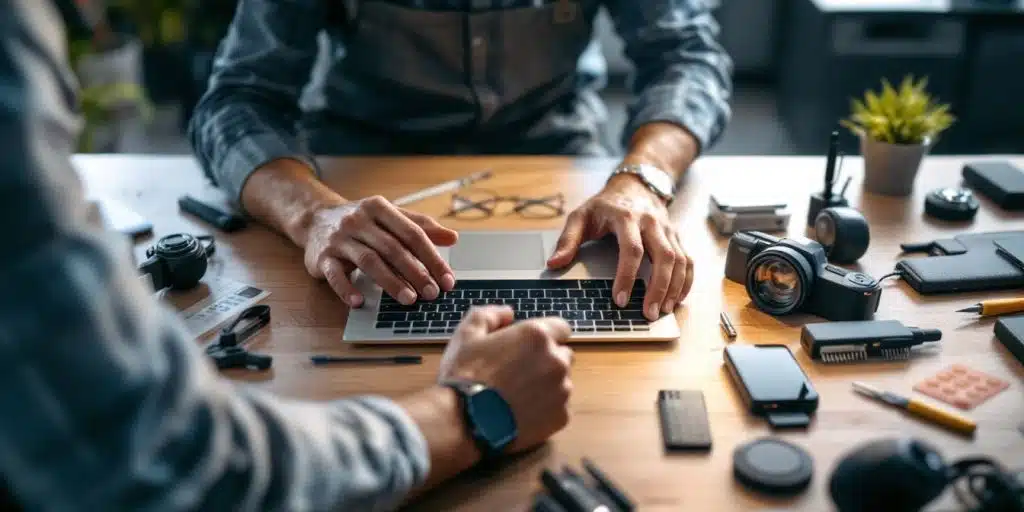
[{"x1": 139, "y1": 234, "x2": 215, "y2": 291}]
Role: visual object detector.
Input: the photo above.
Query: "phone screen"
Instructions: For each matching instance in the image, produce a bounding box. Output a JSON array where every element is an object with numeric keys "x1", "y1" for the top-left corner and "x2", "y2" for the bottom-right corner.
[{"x1": 726, "y1": 345, "x2": 817, "y2": 403}]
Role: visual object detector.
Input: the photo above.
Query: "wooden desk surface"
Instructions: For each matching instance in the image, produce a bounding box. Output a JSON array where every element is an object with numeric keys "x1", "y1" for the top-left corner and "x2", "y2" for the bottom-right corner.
[{"x1": 74, "y1": 154, "x2": 1024, "y2": 511}]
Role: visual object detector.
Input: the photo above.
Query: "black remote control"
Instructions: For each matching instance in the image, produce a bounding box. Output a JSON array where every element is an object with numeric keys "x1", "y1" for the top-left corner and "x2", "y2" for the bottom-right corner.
[{"x1": 657, "y1": 389, "x2": 712, "y2": 451}]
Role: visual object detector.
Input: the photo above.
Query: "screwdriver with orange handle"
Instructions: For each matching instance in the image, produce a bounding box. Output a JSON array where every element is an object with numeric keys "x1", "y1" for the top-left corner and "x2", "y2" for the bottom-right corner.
[
  {"x1": 852, "y1": 382, "x2": 977, "y2": 437},
  {"x1": 957, "y1": 298, "x2": 1024, "y2": 317}
]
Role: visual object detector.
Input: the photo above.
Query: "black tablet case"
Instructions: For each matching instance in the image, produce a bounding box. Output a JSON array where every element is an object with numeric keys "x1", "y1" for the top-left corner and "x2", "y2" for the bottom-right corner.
[
  {"x1": 897, "y1": 231, "x2": 1024, "y2": 294},
  {"x1": 994, "y1": 315, "x2": 1024, "y2": 367},
  {"x1": 962, "y1": 161, "x2": 1024, "y2": 210}
]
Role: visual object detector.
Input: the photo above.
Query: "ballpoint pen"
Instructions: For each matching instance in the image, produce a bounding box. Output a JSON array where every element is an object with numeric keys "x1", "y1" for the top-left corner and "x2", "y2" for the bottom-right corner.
[
  {"x1": 310, "y1": 355, "x2": 423, "y2": 365},
  {"x1": 957, "y1": 298, "x2": 1024, "y2": 317},
  {"x1": 392, "y1": 169, "x2": 493, "y2": 207},
  {"x1": 852, "y1": 381, "x2": 976, "y2": 436}
]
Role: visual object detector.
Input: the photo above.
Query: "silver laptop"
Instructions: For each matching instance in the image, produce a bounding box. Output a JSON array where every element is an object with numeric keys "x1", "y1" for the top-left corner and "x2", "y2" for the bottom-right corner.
[{"x1": 343, "y1": 230, "x2": 681, "y2": 343}]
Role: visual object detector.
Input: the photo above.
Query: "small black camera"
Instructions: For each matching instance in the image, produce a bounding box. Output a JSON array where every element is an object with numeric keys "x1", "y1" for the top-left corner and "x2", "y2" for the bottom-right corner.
[{"x1": 724, "y1": 231, "x2": 882, "y2": 322}]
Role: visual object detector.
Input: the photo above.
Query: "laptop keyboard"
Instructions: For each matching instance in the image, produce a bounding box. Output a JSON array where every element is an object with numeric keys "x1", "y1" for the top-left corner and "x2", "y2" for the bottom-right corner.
[{"x1": 375, "y1": 279, "x2": 650, "y2": 336}]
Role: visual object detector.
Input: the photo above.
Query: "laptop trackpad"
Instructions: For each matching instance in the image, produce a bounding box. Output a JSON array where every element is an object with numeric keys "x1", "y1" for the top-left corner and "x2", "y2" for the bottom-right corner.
[{"x1": 450, "y1": 232, "x2": 547, "y2": 271}]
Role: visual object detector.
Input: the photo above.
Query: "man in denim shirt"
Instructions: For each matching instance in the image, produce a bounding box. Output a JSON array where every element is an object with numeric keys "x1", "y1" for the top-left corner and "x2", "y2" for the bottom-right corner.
[{"x1": 190, "y1": 0, "x2": 732, "y2": 322}]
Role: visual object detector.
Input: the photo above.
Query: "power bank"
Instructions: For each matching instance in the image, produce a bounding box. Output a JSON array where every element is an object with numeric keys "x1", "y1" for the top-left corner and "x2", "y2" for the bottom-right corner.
[
  {"x1": 723, "y1": 344, "x2": 818, "y2": 428},
  {"x1": 962, "y1": 161, "x2": 1024, "y2": 210}
]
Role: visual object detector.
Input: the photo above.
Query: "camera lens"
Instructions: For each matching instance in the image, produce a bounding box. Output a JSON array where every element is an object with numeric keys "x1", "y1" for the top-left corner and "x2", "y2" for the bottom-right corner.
[{"x1": 746, "y1": 248, "x2": 813, "y2": 315}]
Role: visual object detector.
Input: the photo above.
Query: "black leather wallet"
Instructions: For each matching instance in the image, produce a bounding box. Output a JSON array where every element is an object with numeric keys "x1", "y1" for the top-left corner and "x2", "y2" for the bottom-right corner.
[
  {"x1": 897, "y1": 231, "x2": 1024, "y2": 294},
  {"x1": 963, "y1": 161, "x2": 1024, "y2": 210}
]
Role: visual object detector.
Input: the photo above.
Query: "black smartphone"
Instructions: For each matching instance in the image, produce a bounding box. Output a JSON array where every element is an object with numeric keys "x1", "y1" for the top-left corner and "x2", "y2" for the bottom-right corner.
[{"x1": 724, "y1": 344, "x2": 818, "y2": 428}]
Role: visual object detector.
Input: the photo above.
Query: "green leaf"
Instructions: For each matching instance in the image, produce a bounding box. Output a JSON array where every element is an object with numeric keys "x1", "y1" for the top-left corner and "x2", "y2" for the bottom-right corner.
[{"x1": 847, "y1": 74, "x2": 954, "y2": 144}]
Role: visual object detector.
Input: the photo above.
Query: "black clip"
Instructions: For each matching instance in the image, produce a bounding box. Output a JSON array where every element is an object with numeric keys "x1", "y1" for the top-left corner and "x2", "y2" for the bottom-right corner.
[{"x1": 206, "y1": 305, "x2": 272, "y2": 370}]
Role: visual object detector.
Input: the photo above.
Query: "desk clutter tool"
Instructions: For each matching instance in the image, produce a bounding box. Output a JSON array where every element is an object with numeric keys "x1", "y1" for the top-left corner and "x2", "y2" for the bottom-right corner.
[
  {"x1": 733, "y1": 437, "x2": 814, "y2": 496},
  {"x1": 707, "y1": 192, "x2": 791, "y2": 235},
  {"x1": 806, "y1": 130, "x2": 852, "y2": 228},
  {"x1": 724, "y1": 345, "x2": 818, "y2": 429},
  {"x1": 896, "y1": 230, "x2": 1024, "y2": 294},
  {"x1": 994, "y1": 315, "x2": 1024, "y2": 367},
  {"x1": 719, "y1": 311, "x2": 738, "y2": 340},
  {"x1": 724, "y1": 231, "x2": 882, "y2": 322},
  {"x1": 178, "y1": 195, "x2": 247, "y2": 232},
  {"x1": 533, "y1": 459, "x2": 635, "y2": 512},
  {"x1": 811, "y1": 206, "x2": 870, "y2": 264},
  {"x1": 925, "y1": 187, "x2": 980, "y2": 221},
  {"x1": 960, "y1": 298, "x2": 1024, "y2": 317},
  {"x1": 830, "y1": 438, "x2": 1024, "y2": 512},
  {"x1": 657, "y1": 390, "x2": 712, "y2": 451},
  {"x1": 801, "y1": 320, "x2": 942, "y2": 363},
  {"x1": 205, "y1": 305, "x2": 272, "y2": 371},
  {"x1": 962, "y1": 160, "x2": 1024, "y2": 210},
  {"x1": 852, "y1": 381, "x2": 976, "y2": 437},
  {"x1": 139, "y1": 233, "x2": 215, "y2": 291},
  {"x1": 913, "y1": 364, "x2": 1009, "y2": 411}
]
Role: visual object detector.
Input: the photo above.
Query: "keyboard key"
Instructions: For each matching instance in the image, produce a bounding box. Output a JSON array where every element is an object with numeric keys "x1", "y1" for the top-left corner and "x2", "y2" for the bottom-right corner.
[
  {"x1": 529, "y1": 290, "x2": 544, "y2": 298},
  {"x1": 394, "y1": 321, "x2": 411, "y2": 328},
  {"x1": 595, "y1": 320, "x2": 612, "y2": 327},
  {"x1": 412, "y1": 321, "x2": 430, "y2": 328},
  {"x1": 553, "y1": 303, "x2": 568, "y2": 311},
  {"x1": 585, "y1": 289, "x2": 602, "y2": 298},
  {"x1": 444, "y1": 290, "x2": 462, "y2": 299},
  {"x1": 515, "y1": 311, "x2": 528, "y2": 320},
  {"x1": 410, "y1": 329, "x2": 426, "y2": 334},
  {"x1": 487, "y1": 298, "x2": 502, "y2": 305},
  {"x1": 514, "y1": 290, "x2": 529, "y2": 298},
  {"x1": 407, "y1": 312, "x2": 425, "y2": 322},
  {"x1": 581, "y1": 280, "x2": 602, "y2": 289},
  {"x1": 482, "y1": 290, "x2": 497, "y2": 299},
  {"x1": 464, "y1": 290, "x2": 481, "y2": 298},
  {"x1": 443, "y1": 312, "x2": 462, "y2": 321},
  {"x1": 597, "y1": 289, "x2": 613, "y2": 298},
  {"x1": 438, "y1": 304, "x2": 454, "y2": 312},
  {"x1": 612, "y1": 319, "x2": 631, "y2": 326},
  {"x1": 554, "y1": 297, "x2": 573, "y2": 304},
  {"x1": 575, "y1": 326, "x2": 595, "y2": 332},
  {"x1": 472, "y1": 299, "x2": 487, "y2": 306},
  {"x1": 419, "y1": 303, "x2": 437, "y2": 312},
  {"x1": 445, "y1": 328, "x2": 456, "y2": 334},
  {"x1": 602, "y1": 310, "x2": 619, "y2": 320},
  {"x1": 621, "y1": 310, "x2": 647, "y2": 320},
  {"x1": 454, "y1": 298, "x2": 470, "y2": 306},
  {"x1": 377, "y1": 313, "x2": 407, "y2": 322},
  {"x1": 502, "y1": 298, "x2": 517, "y2": 306},
  {"x1": 562, "y1": 311, "x2": 584, "y2": 320},
  {"x1": 568, "y1": 289, "x2": 585, "y2": 298},
  {"x1": 431, "y1": 320, "x2": 448, "y2": 328},
  {"x1": 394, "y1": 329, "x2": 410, "y2": 335},
  {"x1": 632, "y1": 324, "x2": 650, "y2": 331},
  {"x1": 498, "y1": 290, "x2": 513, "y2": 298},
  {"x1": 546, "y1": 289, "x2": 568, "y2": 298},
  {"x1": 537, "y1": 298, "x2": 553, "y2": 305},
  {"x1": 380, "y1": 303, "x2": 417, "y2": 313},
  {"x1": 596, "y1": 326, "x2": 613, "y2": 332},
  {"x1": 375, "y1": 322, "x2": 394, "y2": 329},
  {"x1": 576, "y1": 320, "x2": 594, "y2": 327},
  {"x1": 528, "y1": 311, "x2": 544, "y2": 318},
  {"x1": 455, "y1": 303, "x2": 469, "y2": 312},
  {"x1": 426, "y1": 312, "x2": 443, "y2": 321},
  {"x1": 614, "y1": 325, "x2": 632, "y2": 332},
  {"x1": 428, "y1": 329, "x2": 446, "y2": 334}
]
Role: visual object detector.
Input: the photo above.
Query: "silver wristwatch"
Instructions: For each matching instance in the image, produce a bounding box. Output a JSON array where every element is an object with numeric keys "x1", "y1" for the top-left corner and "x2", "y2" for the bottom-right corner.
[{"x1": 609, "y1": 163, "x2": 676, "y2": 205}]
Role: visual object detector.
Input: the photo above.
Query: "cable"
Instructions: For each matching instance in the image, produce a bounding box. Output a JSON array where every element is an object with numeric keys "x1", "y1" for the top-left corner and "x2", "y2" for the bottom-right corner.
[
  {"x1": 877, "y1": 269, "x2": 904, "y2": 284},
  {"x1": 949, "y1": 457, "x2": 1023, "y2": 512}
]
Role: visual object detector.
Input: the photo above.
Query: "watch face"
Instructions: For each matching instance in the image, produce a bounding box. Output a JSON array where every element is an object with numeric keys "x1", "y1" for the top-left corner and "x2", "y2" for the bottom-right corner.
[
  {"x1": 468, "y1": 389, "x2": 518, "y2": 451},
  {"x1": 638, "y1": 165, "x2": 673, "y2": 197}
]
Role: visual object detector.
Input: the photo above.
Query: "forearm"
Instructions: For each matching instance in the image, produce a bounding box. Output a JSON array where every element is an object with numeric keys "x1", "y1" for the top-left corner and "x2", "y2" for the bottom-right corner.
[
  {"x1": 399, "y1": 386, "x2": 481, "y2": 500},
  {"x1": 239, "y1": 159, "x2": 348, "y2": 247},
  {"x1": 620, "y1": 122, "x2": 700, "y2": 180}
]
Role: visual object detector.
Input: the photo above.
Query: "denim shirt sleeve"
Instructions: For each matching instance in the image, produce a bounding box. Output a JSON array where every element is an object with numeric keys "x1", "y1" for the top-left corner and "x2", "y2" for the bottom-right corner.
[
  {"x1": 604, "y1": 0, "x2": 734, "y2": 152},
  {"x1": 0, "y1": 2, "x2": 429, "y2": 510},
  {"x1": 187, "y1": 0, "x2": 326, "y2": 207}
]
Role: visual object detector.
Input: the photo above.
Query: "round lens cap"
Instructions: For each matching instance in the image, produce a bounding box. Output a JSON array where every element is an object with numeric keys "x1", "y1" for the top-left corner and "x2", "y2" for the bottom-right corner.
[{"x1": 733, "y1": 437, "x2": 814, "y2": 495}]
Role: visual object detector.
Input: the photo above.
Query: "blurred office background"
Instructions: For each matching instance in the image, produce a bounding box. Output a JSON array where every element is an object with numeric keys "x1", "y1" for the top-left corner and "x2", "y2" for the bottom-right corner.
[{"x1": 72, "y1": 0, "x2": 1024, "y2": 156}]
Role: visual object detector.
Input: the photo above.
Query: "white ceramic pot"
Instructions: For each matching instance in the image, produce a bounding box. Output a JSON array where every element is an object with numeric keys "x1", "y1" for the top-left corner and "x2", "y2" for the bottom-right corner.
[{"x1": 860, "y1": 134, "x2": 931, "y2": 196}]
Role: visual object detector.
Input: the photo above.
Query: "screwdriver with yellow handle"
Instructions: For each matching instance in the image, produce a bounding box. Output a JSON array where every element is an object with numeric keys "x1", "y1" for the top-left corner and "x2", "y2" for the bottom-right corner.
[
  {"x1": 852, "y1": 382, "x2": 977, "y2": 437},
  {"x1": 957, "y1": 298, "x2": 1024, "y2": 317}
]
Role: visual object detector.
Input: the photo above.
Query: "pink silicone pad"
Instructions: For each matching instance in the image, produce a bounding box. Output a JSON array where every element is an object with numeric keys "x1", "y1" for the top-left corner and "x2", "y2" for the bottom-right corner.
[{"x1": 913, "y1": 364, "x2": 1010, "y2": 410}]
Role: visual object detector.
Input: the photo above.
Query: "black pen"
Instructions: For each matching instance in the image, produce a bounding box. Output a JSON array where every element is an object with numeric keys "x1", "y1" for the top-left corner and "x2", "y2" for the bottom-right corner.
[
  {"x1": 541, "y1": 469, "x2": 610, "y2": 512},
  {"x1": 582, "y1": 458, "x2": 635, "y2": 512},
  {"x1": 310, "y1": 355, "x2": 423, "y2": 365},
  {"x1": 824, "y1": 130, "x2": 839, "y2": 202},
  {"x1": 178, "y1": 195, "x2": 247, "y2": 232}
]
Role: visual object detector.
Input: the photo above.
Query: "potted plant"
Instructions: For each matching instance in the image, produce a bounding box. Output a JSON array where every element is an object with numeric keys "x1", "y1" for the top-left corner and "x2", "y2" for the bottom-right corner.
[{"x1": 841, "y1": 75, "x2": 955, "y2": 196}]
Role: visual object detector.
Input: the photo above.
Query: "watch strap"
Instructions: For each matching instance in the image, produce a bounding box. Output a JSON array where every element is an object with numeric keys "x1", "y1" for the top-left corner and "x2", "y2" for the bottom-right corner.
[{"x1": 442, "y1": 380, "x2": 510, "y2": 462}]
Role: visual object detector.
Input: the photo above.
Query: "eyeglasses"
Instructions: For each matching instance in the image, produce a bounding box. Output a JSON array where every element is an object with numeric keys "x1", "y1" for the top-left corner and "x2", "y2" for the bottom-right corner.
[{"x1": 446, "y1": 188, "x2": 566, "y2": 220}]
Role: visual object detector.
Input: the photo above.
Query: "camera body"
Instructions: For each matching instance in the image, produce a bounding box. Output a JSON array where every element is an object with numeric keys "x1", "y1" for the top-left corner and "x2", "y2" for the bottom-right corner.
[{"x1": 725, "y1": 231, "x2": 881, "y2": 322}]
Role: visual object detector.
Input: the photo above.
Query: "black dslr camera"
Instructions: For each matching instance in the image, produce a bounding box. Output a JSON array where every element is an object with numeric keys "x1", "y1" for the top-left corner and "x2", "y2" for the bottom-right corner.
[{"x1": 725, "y1": 232, "x2": 882, "y2": 321}]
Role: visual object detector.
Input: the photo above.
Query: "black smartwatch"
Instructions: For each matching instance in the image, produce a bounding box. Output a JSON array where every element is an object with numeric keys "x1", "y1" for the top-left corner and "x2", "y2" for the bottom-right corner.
[{"x1": 442, "y1": 380, "x2": 518, "y2": 461}]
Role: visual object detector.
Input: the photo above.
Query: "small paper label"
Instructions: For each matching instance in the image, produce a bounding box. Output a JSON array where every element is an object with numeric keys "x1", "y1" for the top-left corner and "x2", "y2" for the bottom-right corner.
[{"x1": 165, "y1": 276, "x2": 271, "y2": 341}]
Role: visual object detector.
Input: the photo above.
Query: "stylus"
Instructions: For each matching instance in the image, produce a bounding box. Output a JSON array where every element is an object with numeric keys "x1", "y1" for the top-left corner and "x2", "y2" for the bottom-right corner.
[
  {"x1": 823, "y1": 130, "x2": 839, "y2": 201},
  {"x1": 958, "y1": 298, "x2": 1024, "y2": 317},
  {"x1": 310, "y1": 355, "x2": 423, "y2": 365}
]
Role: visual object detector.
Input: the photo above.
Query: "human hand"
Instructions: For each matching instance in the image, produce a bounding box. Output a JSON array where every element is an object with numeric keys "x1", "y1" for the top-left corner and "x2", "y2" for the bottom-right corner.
[
  {"x1": 547, "y1": 177, "x2": 693, "y2": 321},
  {"x1": 304, "y1": 196, "x2": 458, "y2": 307},
  {"x1": 438, "y1": 306, "x2": 573, "y2": 454}
]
